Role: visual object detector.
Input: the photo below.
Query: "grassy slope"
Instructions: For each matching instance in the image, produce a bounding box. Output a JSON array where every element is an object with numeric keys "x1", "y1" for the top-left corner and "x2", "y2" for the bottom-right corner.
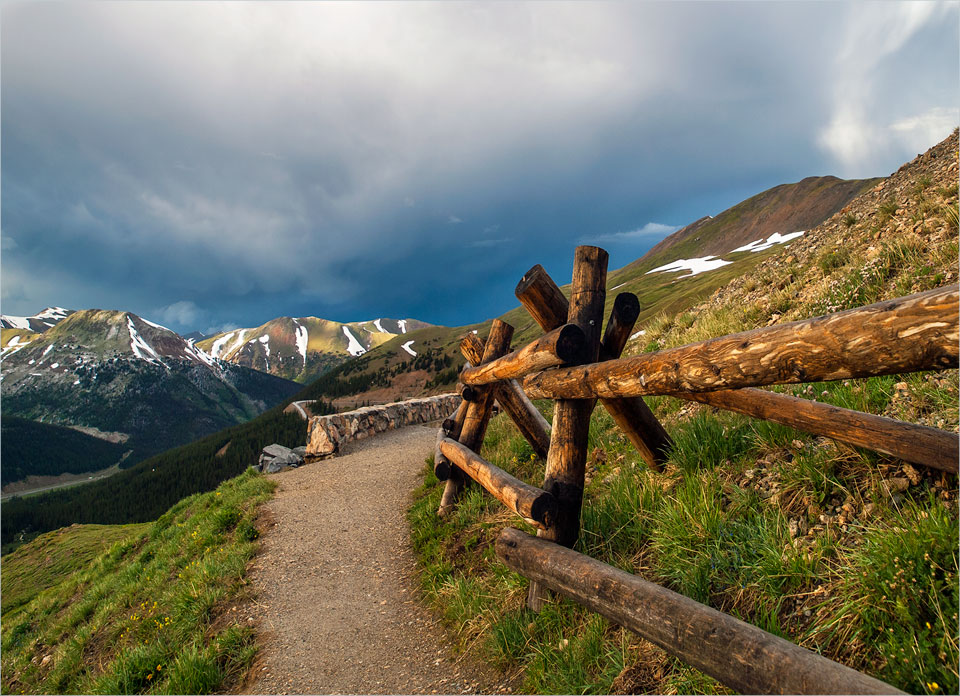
[
  {"x1": 1, "y1": 469, "x2": 274, "y2": 695},
  {"x1": 406, "y1": 136, "x2": 959, "y2": 695}
]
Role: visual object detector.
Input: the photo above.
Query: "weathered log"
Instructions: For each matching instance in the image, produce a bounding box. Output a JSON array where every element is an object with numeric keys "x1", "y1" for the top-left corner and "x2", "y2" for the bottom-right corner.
[
  {"x1": 433, "y1": 426, "x2": 452, "y2": 481},
  {"x1": 460, "y1": 323, "x2": 588, "y2": 386},
  {"x1": 438, "y1": 438, "x2": 557, "y2": 529},
  {"x1": 462, "y1": 333, "x2": 551, "y2": 459},
  {"x1": 434, "y1": 399, "x2": 469, "y2": 481},
  {"x1": 438, "y1": 320, "x2": 514, "y2": 516},
  {"x1": 602, "y1": 292, "x2": 641, "y2": 359},
  {"x1": 529, "y1": 246, "x2": 606, "y2": 610},
  {"x1": 515, "y1": 267, "x2": 672, "y2": 469},
  {"x1": 494, "y1": 379, "x2": 551, "y2": 459},
  {"x1": 496, "y1": 527, "x2": 902, "y2": 695},
  {"x1": 457, "y1": 381, "x2": 480, "y2": 403},
  {"x1": 522, "y1": 284, "x2": 960, "y2": 400},
  {"x1": 515, "y1": 264, "x2": 569, "y2": 333},
  {"x1": 684, "y1": 387, "x2": 960, "y2": 473}
]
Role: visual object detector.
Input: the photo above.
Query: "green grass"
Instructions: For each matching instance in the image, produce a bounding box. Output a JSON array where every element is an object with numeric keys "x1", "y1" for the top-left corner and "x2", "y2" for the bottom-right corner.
[{"x1": 1, "y1": 469, "x2": 275, "y2": 694}]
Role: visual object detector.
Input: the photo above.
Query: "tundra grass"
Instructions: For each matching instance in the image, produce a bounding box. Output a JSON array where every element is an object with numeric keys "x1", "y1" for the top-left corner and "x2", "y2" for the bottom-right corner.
[
  {"x1": 1, "y1": 468, "x2": 274, "y2": 694},
  {"x1": 410, "y1": 389, "x2": 957, "y2": 694}
]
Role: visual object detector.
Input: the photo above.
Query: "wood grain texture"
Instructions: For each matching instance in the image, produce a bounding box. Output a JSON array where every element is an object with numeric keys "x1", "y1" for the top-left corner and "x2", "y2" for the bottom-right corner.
[
  {"x1": 538, "y1": 248, "x2": 606, "y2": 544},
  {"x1": 460, "y1": 323, "x2": 588, "y2": 386},
  {"x1": 515, "y1": 264, "x2": 672, "y2": 469},
  {"x1": 461, "y1": 333, "x2": 551, "y2": 459},
  {"x1": 438, "y1": 320, "x2": 514, "y2": 516},
  {"x1": 497, "y1": 528, "x2": 902, "y2": 695},
  {"x1": 514, "y1": 264, "x2": 569, "y2": 331},
  {"x1": 439, "y1": 438, "x2": 557, "y2": 529},
  {"x1": 684, "y1": 387, "x2": 959, "y2": 473},
  {"x1": 523, "y1": 284, "x2": 960, "y2": 399}
]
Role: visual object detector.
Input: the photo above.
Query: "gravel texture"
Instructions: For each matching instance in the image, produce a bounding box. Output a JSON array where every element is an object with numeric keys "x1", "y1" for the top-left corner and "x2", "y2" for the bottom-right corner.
[{"x1": 245, "y1": 425, "x2": 512, "y2": 695}]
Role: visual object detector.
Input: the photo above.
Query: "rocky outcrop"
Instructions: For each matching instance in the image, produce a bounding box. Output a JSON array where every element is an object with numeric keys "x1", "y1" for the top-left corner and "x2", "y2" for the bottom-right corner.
[
  {"x1": 307, "y1": 394, "x2": 461, "y2": 457},
  {"x1": 257, "y1": 444, "x2": 307, "y2": 473}
]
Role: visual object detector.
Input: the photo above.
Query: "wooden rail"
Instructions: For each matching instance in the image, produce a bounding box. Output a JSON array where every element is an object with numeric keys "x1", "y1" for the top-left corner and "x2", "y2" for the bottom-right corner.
[
  {"x1": 496, "y1": 528, "x2": 903, "y2": 695},
  {"x1": 430, "y1": 245, "x2": 957, "y2": 694}
]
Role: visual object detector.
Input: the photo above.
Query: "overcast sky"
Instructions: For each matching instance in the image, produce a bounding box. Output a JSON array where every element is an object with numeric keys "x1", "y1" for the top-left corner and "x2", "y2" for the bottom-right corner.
[{"x1": 2, "y1": 1, "x2": 957, "y2": 334}]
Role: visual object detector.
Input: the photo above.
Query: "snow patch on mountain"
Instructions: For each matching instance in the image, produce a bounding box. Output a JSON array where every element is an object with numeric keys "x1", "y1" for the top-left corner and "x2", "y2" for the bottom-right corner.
[
  {"x1": 210, "y1": 332, "x2": 235, "y2": 359},
  {"x1": 401, "y1": 340, "x2": 417, "y2": 356},
  {"x1": 1, "y1": 315, "x2": 31, "y2": 330},
  {"x1": 259, "y1": 334, "x2": 271, "y2": 367},
  {"x1": 185, "y1": 341, "x2": 217, "y2": 368},
  {"x1": 40, "y1": 345, "x2": 54, "y2": 360},
  {"x1": 646, "y1": 256, "x2": 732, "y2": 278},
  {"x1": 398, "y1": 320, "x2": 407, "y2": 334},
  {"x1": 731, "y1": 230, "x2": 806, "y2": 253},
  {"x1": 141, "y1": 317, "x2": 173, "y2": 332},
  {"x1": 342, "y1": 326, "x2": 366, "y2": 356},
  {"x1": 1, "y1": 335, "x2": 30, "y2": 359},
  {"x1": 227, "y1": 329, "x2": 248, "y2": 358},
  {"x1": 295, "y1": 323, "x2": 308, "y2": 367},
  {"x1": 127, "y1": 316, "x2": 166, "y2": 367},
  {"x1": 374, "y1": 318, "x2": 385, "y2": 333}
]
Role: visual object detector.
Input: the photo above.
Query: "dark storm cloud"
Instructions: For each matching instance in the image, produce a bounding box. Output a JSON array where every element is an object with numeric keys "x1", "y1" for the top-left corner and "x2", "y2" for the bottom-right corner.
[{"x1": 2, "y1": 2, "x2": 957, "y2": 331}]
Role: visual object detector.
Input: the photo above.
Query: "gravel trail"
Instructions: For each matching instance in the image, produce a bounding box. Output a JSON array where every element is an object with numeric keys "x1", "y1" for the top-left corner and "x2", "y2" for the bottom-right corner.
[{"x1": 245, "y1": 425, "x2": 511, "y2": 694}]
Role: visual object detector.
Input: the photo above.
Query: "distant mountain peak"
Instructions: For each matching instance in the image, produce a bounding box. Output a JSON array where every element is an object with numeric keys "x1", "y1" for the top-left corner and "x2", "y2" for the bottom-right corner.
[
  {"x1": 196, "y1": 315, "x2": 434, "y2": 383},
  {"x1": 1, "y1": 307, "x2": 74, "y2": 332}
]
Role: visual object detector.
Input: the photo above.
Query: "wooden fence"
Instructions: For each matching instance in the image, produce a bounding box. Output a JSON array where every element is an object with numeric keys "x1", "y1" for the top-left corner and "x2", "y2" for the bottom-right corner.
[{"x1": 433, "y1": 245, "x2": 959, "y2": 695}]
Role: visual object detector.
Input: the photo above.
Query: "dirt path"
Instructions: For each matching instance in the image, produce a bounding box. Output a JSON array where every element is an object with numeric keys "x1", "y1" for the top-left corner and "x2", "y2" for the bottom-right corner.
[{"x1": 245, "y1": 425, "x2": 513, "y2": 695}]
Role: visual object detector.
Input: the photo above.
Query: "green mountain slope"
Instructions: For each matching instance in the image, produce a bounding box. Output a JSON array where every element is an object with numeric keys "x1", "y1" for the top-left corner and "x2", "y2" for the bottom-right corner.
[
  {"x1": 0, "y1": 310, "x2": 300, "y2": 469},
  {"x1": 0, "y1": 417, "x2": 127, "y2": 487}
]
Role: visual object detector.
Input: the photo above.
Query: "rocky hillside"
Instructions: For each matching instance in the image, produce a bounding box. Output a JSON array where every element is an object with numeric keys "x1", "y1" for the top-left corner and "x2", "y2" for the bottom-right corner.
[
  {"x1": 197, "y1": 315, "x2": 432, "y2": 383},
  {"x1": 0, "y1": 310, "x2": 300, "y2": 469}
]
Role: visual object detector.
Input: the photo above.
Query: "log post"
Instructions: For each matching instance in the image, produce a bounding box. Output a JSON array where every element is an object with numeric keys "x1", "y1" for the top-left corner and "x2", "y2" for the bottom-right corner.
[
  {"x1": 434, "y1": 398, "x2": 468, "y2": 481},
  {"x1": 459, "y1": 323, "x2": 588, "y2": 386},
  {"x1": 528, "y1": 246, "x2": 606, "y2": 610},
  {"x1": 683, "y1": 387, "x2": 959, "y2": 473},
  {"x1": 437, "y1": 320, "x2": 514, "y2": 516},
  {"x1": 515, "y1": 265, "x2": 673, "y2": 469},
  {"x1": 497, "y1": 528, "x2": 902, "y2": 695},
  {"x1": 438, "y1": 438, "x2": 557, "y2": 529},
  {"x1": 521, "y1": 284, "x2": 960, "y2": 400},
  {"x1": 602, "y1": 292, "x2": 641, "y2": 358},
  {"x1": 461, "y1": 333, "x2": 551, "y2": 459},
  {"x1": 457, "y1": 381, "x2": 480, "y2": 403}
]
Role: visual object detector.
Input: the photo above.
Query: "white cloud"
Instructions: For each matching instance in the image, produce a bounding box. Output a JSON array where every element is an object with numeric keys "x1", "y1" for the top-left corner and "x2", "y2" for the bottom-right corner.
[
  {"x1": 1, "y1": 236, "x2": 17, "y2": 251},
  {"x1": 817, "y1": 2, "x2": 957, "y2": 175},
  {"x1": 890, "y1": 107, "x2": 960, "y2": 153},
  {"x1": 154, "y1": 300, "x2": 202, "y2": 328},
  {"x1": 447, "y1": 215, "x2": 463, "y2": 224},
  {"x1": 582, "y1": 222, "x2": 680, "y2": 244}
]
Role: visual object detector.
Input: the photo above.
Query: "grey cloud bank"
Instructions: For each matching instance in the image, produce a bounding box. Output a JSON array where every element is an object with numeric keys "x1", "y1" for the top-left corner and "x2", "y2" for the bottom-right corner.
[{"x1": 2, "y1": 2, "x2": 957, "y2": 333}]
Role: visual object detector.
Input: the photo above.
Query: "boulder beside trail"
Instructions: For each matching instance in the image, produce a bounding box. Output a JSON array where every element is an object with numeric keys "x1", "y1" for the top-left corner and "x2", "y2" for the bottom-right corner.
[{"x1": 256, "y1": 444, "x2": 304, "y2": 473}]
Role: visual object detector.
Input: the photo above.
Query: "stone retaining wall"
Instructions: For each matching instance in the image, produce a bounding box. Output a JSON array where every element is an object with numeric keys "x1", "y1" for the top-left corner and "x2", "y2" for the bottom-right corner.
[{"x1": 306, "y1": 394, "x2": 461, "y2": 457}]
